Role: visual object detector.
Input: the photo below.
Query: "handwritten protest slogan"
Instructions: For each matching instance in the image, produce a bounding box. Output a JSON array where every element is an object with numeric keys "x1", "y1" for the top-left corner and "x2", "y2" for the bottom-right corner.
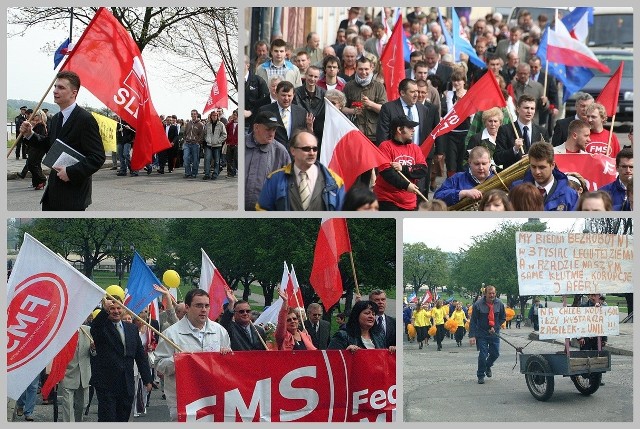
[
  {"x1": 538, "y1": 306, "x2": 620, "y2": 339},
  {"x1": 516, "y1": 233, "x2": 633, "y2": 295}
]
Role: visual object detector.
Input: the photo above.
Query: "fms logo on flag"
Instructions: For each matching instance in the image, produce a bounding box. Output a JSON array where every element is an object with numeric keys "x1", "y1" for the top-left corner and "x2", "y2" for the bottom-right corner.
[{"x1": 114, "y1": 56, "x2": 149, "y2": 119}]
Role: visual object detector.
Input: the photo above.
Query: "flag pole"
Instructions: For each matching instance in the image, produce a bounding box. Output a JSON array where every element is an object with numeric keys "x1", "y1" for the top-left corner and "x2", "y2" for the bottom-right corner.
[
  {"x1": 397, "y1": 171, "x2": 429, "y2": 202},
  {"x1": 348, "y1": 251, "x2": 361, "y2": 297},
  {"x1": 606, "y1": 113, "x2": 616, "y2": 154},
  {"x1": 79, "y1": 325, "x2": 94, "y2": 342},
  {"x1": 104, "y1": 293, "x2": 184, "y2": 352},
  {"x1": 250, "y1": 321, "x2": 270, "y2": 350},
  {"x1": 292, "y1": 290, "x2": 308, "y2": 332}
]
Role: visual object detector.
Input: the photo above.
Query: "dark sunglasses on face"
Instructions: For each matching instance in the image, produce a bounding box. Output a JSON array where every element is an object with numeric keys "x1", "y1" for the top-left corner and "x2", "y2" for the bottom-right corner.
[
  {"x1": 235, "y1": 309, "x2": 251, "y2": 314},
  {"x1": 294, "y1": 146, "x2": 318, "y2": 152}
]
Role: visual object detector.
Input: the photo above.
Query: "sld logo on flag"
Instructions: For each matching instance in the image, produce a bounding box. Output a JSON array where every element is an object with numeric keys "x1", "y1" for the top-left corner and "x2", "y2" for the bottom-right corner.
[
  {"x1": 114, "y1": 56, "x2": 150, "y2": 119},
  {"x1": 7, "y1": 273, "x2": 69, "y2": 371}
]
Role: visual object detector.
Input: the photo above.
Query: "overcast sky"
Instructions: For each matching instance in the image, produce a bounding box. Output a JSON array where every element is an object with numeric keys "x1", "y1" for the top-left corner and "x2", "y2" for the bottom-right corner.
[
  {"x1": 6, "y1": 20, "x2": 226, "y2": 118},
  {"x1": 403, "y1": 218, "x2": 585, "y2": 253}
]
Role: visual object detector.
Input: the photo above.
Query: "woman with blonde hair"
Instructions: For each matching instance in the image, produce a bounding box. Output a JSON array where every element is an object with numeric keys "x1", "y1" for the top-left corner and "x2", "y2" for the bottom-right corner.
[
  {"x1": 451, "y1": 302, "x2": 469, "y2": 347},
  {"x1": 431, "y1": 299, "x2": 449, "y2": 351}
]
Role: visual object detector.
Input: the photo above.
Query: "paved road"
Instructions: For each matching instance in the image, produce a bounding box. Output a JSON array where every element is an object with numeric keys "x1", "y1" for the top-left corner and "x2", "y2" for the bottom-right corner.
[
  {"x1": 6, "y1": 158, "x2": 238, "y2": 211},
  {"x1": 403, "y1": 323, "x2": 633, "y2": 422}
]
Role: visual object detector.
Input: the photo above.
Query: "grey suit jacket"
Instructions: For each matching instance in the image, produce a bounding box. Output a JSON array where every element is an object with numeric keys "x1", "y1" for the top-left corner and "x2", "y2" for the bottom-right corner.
[
  {"x1": 60, "y1": 326, "x2": 93, "y2": 389},
  {"x1": 496, "y1": 39, "x2": 530, "y2": 64}
]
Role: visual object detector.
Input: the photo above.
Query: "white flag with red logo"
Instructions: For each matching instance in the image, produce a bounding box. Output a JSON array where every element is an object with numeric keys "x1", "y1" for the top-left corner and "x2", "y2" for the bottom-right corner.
[
  {"x1": 203, "y1": 62, "x2": 229, "y2": 114},
  {"x1": 6, "y1": 233, "x2": 105, "y2": 400},
  {"x1": 199, "y1": 249, "x2": 229, "y2": 322},
  {"x1": 320, "y1": 99, "x2": 388, "y2": 190}
]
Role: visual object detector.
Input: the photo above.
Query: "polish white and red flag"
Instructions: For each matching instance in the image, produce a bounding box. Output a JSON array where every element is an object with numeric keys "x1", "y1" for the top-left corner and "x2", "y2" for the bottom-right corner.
[
  {"x1": 288, "y1": 265, "x2": 306, "y2": 309},
  {"x1": 320, "y1": 99, "x2": 387, "y2": 190},
  {"x1": 547, "y1": 19, "x2": 609, "y2": 73},
  {"x1": 309, "y1": 218, "x2": 352, "y2": 311},
  {"x1": 199, "y1": 249, "x2": 230, "y2": 322},
  {"x1": 7, "y1": 233, "x2": 104, "y2": 400},
  {"x1": 203, "y1": 62, "x2": 229, "y2": 114}
]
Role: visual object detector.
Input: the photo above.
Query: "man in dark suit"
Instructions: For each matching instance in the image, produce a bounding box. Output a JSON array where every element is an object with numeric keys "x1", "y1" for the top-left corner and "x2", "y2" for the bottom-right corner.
[
  {"x1": 339, "y1": 7, "x2": 363, "y2": 30},
  {"x1": 423, "y1": 46, "x2": 452, "y2": 94},
  {"x1": 376, "y1": 78, "x2": 440, "y2": 195},
  {"x1": 220, "y1": 291, "x2": 267, "y2": 351},
  {"x1": 551, "y1": 92, "x2": 594, "y2": 147},
  {"x1": 304, "y1": 303, "x2": 331, "y2": 350},
  {"x1": 404, "y1": 51, "x2": 424, "y2": 79},
  {"x1": 529, "y1": 56, "x2": 558, "y2": 131},
  {"x1": 494, "y1": 94, "x2": 549, "y2": 169},
  {"x1": 20, "y1": 70, "x2": 105, "y2": 211},
  {"x1": 14, "y1": 105, "x2": 28, "y2": 159},
  {"x1": 90, "y1": 296, "x2": 152, "y2": 422},
  {"x1": 369, "y1": 289, "x2": 396, "y2": 348},
  {"x1": 258, "y1": 80, "x2": 311, "y2": 148}
]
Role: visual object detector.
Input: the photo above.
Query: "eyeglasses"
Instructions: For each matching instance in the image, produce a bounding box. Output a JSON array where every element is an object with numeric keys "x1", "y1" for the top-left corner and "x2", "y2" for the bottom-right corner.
[
  {"x1": 286, "y1": 318, "x2": 298, "y2": 322},
  {"x1": 294, "y1": 146, "x2": 318, "y2": 152},
  {"x1": 191, "y1": 303, "x2": 210, "y2": 309},
  {"x1": 235, "y1": 309, "x2": 252, "y2": 314}
]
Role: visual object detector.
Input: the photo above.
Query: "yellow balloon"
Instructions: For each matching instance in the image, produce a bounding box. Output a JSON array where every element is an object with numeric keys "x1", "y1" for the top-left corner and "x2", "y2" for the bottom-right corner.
[
  {"x1": 163, "y1": 270, "x2": 181, "y2": 288},
  {"x1": 92, "y1": 309, "x2": 101, "y2": 320},
  {"x1": 105, "y1": 284, "x2": 125, "y2": 301}
]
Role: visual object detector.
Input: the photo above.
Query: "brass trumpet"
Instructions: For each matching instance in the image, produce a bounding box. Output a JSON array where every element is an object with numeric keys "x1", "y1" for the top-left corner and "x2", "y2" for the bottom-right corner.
[{"x1": 448, "y1": 156, "x2": 530, "y2": 211}]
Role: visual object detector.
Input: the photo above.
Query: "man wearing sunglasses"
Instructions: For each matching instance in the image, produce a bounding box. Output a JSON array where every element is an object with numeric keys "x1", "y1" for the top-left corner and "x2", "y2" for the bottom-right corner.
[
  {"x1": 256, "y1": 130, "x2": 345, "y2": 211},
  {"x1": 220, "y1": 288, "x2": 267, "y2": 351}
]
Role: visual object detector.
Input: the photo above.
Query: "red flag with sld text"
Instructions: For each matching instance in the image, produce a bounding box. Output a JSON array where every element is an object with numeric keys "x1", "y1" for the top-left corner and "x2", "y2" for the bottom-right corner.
[
  {"x1": 379, "y1": 16, "x2": 405, "y2": 101},
  {"x1": 421, "y1": 71, "x2": 506, "y2": 157},
  {"x1": 203, "y1": 63, "x2": 229, "y2": 114},
  {"x1": 61, "y1": 7, "x2": 170, "y2": 170},
  {"x1": 309, "y1": 218, "x2": 352, "y2": 311},
  {"x1": 596, "y1": 62, "x2": 624, "y2": 118}
]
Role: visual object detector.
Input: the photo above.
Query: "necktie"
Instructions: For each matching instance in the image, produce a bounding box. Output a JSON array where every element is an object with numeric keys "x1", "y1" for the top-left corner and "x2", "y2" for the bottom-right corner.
[
  {"x1": 281, "y1": 108, "x2": 290, "y2": 137},
  {"x1": 488, "y1": 302, "x2": 495, "y2": 327},
  {"x1": 522, "y1": 125, "x2": 530, "y2": 150},
  {"x1": 314, "y1": 323, "x2": 319, "y2": 333},
  {"x1": 245, "y1": 325, "x2": 252, "y2": 341},
  {"x1": 377, "y1": 316, "x2": 384, "y2": 331},
  {"x1": 406, "y1": 106, "x2": 414, "y2": 120},
  {"x1": 299, "y1": 171, "x2": 311, "y2": 210},
  {"x1": 57, "y1": 113, "x2": 64, "y2": 133},
  {"x1": 115, "y1": 322, "x2": 126, "y2": 353},
  {"x1": 538, "y1": 187, "x2": 546, "y2": 198}
]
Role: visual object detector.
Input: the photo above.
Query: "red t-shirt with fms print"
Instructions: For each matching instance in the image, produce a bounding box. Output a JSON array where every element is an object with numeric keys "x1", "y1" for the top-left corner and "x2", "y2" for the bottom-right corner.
[{"x1": 587, "y1": 129, "x2": 620, "y2": 158}]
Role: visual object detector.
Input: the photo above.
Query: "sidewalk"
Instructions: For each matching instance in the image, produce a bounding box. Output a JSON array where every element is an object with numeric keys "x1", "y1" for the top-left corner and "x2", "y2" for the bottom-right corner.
[{"x1": 7, "y1": 155, "x2": 114, "y2": 180}]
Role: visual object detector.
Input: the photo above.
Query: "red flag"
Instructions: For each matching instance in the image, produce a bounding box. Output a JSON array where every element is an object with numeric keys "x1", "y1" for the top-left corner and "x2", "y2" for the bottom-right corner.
[
  {"x1": 203, "y1": 62, "x2": 229, "y2": 114},
  {"x1": 309, "y1": 218, "x2": 352, "y2": 311},
  {"x1": 379, "y1": 15, "x2": 405, "y2": 101},
  {"x1": 421, "y1": 290, "x2": 433, "y2": 304},
  {"x1": 41, "y1": 330, "x2": 79, "y2": 400},
  {"x1": 61, "y1": 7, "x2": 170, "y2": 170},
  {"x1": 421, "y1": 71, "x2": 506, "y2": 156},
  {"x1": 596, "y1": 63, "x2": 624, "y2": 118},
  {"x1": 199, "y1": 249, "x2": 229, "y2": 322},
  {"x1": 319, "y1": 99, "x2": 388, "y2": 189},
  {"x1": 554, "y1": 153, "x2": 618, "y2": 191}
]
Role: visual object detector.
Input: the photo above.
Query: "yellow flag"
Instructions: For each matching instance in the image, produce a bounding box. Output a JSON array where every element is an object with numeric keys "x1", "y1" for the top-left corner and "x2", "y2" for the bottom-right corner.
[{"x1": 91, "y1": 112, "x2": 117, "y2": 152}]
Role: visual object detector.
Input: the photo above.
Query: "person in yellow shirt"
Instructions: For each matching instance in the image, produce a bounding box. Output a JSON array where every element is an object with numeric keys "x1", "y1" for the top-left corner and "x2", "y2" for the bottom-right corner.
[
  {"x1": 411, "y1": 304, "x2": 432, "y2": 349},
  {"x1": 431, "y1": 300, "x2": 449, "y2": 351},
  {"x1": 450, "y1": 302, "x2": 469, "y2": 347}
]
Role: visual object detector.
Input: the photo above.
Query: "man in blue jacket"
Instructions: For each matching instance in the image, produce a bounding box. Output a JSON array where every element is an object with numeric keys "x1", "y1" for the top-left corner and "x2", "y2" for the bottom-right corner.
[
  {"x1": 511, "y1": 141, "x2": 578, "y2": 211},
  {"x1": 256, "y1": 130, "x2": 345, "y2": 211},
  {"x1": 434, "y1": 146, "x2": 494, "y2": 206},
  {"x1": 469, "y1": 285, "x2": 506, "y2": 384},
  {"x1": 600, "y1": 148, "x2": 632, "y2": 210}
]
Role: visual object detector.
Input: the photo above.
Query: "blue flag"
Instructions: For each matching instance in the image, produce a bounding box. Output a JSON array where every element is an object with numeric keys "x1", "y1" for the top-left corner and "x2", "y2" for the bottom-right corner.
[
  {"x1": 124, "y1": 251, "x2": 162, "y2": 315},
  {"x1": 53, "y1": 38, "x2": 70, "y2": 69},
  {"x1": 537, "y1": 25, "x2": 593, "y2": 103},
  {"x1": 438, "y1": 9, "x2": 485, "y2": 69}
]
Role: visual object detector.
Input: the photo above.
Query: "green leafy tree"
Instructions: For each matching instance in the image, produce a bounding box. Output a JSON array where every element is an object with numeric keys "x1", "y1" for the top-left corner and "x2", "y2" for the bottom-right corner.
[{"x1": 403, "y1": 243, "x2": 449, "y2": 302}]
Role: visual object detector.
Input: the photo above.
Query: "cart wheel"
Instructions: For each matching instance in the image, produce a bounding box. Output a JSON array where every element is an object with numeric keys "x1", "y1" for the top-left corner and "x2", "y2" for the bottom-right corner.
[
  {"x1": 524, "y1": 354, "x2": 555, "y2": 401},
  {"x1": 570, "y1": 373, "x2": 602, "y2": 396}
]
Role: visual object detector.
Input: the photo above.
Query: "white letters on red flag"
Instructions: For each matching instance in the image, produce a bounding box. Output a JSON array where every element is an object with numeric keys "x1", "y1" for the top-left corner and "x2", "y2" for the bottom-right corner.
[
  {"x1": 61, "y1": 7, "x2": 170, "y2": 170},
  {"x1": 203, "y1": 62, "x2": 229, "y2": 114},
  {"x1": 596, "y1": 62, "x2": 624, "y2": 117},
  {"x1": 421, "y1": 72, "x2": 506, "y2": 157},
  {"x1": 379, "y1": 16, "x2": 405, "y2": 101},
  {"x1": 199, "y1": 249, "x2": 229, "y2": 322},
  {"x1": 309, "y1": 218, "x2": 352, "y2": 311},
  {"x1": 175, "y1": 350, "x2": 396, "y2": 422},
  {"x1": 6, "y1": 234, "x2": 105, "y2": 400},
  {"x1": 554, "y1": 153, "x2": 618, "y2": 190},
  {"x1": 320, "y1": 99, "x2": 388, "y2": 190}
]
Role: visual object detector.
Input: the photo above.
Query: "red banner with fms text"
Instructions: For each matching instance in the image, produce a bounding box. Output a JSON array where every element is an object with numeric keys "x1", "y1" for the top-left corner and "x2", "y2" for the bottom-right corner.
[{"x1": 175, "y1": 350, "x2": 396, "y2": 422}]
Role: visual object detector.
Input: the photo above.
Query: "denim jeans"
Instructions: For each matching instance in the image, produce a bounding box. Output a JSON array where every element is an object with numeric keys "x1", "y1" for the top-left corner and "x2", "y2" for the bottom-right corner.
[
  {"x1": 183, "y1": 142, "x2": 200, "y2": 177},
  {"x1": 476, "y1": 333, "x2": 500, "y2": 378},
  {"x1": 117, "y1": 142, "x2": 132, "y2": 173},
  {"x1": 16, "y1": 374, "x2": 40, "y2": 416},
  {"x1": 204, "y1": 146, "x2": 221, "y2": 178}
]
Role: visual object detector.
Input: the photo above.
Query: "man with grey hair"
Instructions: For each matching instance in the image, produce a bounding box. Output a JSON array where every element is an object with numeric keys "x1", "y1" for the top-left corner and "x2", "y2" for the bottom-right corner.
[
  {"x1": 303, "y1": 303, "x2": 331, "y2": 349},
  {"x1": 552, "y1": 92, "x2": 594, "y2": 147},
  {"x1": 512, "y1": 63, "x2": 546, "y2": 126},
  {"x1": 369, "y1": 289, "x2": 396, "y2": 347},
  {"x1": 301, "y1": 32, "x2": 322, "y2": 64}
]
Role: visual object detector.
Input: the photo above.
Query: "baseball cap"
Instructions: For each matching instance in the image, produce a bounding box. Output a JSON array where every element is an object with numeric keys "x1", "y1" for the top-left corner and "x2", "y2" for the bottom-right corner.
[
  {"x1": 253, "y1": 111, "x2": 284, "y2": 128},
  {"x1": 390, "y1": 116, "x2": 419, "y2": 130},
  {"x1": 20, "y1": 106, "x2": 27, "y2": 110}
]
